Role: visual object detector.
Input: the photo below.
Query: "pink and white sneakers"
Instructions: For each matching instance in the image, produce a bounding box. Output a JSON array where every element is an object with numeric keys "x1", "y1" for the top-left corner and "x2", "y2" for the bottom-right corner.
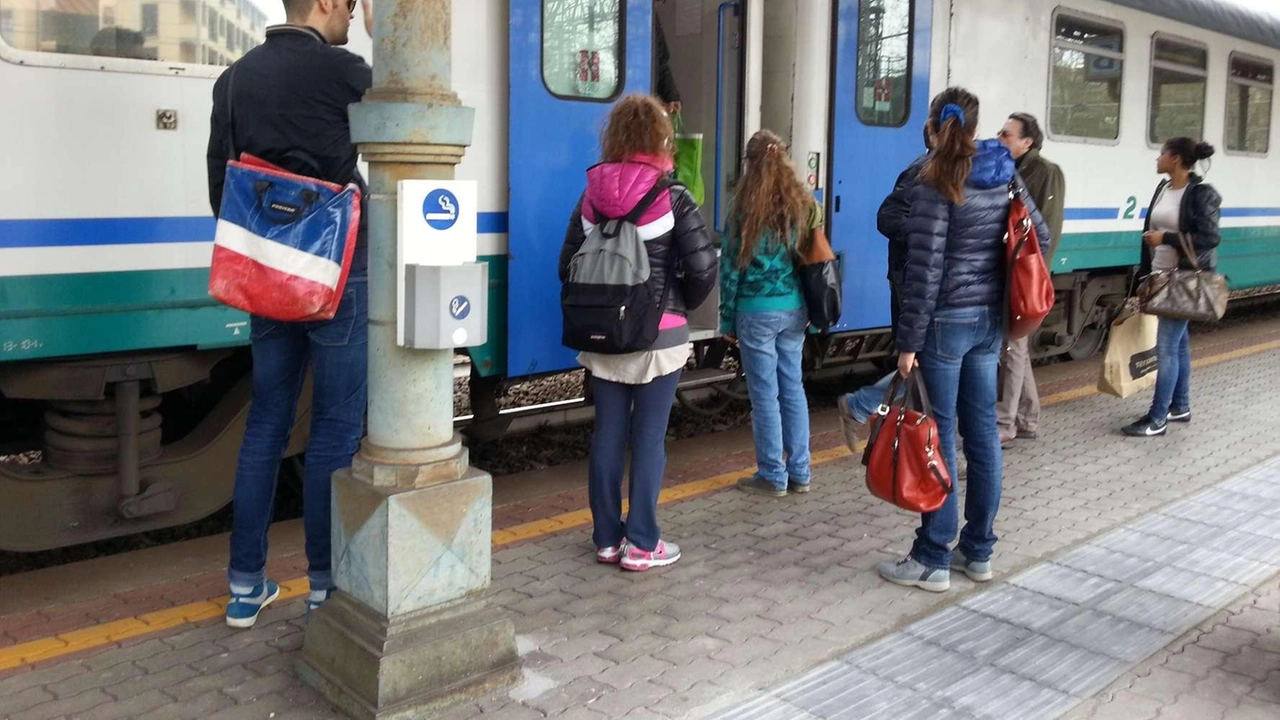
[{"x1": 619, "y1": 540, "x2": 681, "y2": 572}]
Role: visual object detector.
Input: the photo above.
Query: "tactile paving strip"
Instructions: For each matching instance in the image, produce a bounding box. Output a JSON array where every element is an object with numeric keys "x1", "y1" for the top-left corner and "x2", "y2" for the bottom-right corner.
[{"x1": 708, "y1": 455, "x2": 1280, "y2": 720}]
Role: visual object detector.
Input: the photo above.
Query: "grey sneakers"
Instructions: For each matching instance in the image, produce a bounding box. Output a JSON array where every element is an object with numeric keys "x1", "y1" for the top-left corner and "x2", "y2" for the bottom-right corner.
[
  {"x1": 950, "y1": 553, "x2": 994, "y2": 582},
  {"x1": 877, "y1": 557, "x2": 950, "y2": 592}
]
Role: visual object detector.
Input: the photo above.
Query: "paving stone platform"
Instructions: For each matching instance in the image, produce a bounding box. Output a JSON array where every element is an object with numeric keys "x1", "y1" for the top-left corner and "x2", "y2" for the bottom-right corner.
[
  {"x1": 1, "y1": 345, "x2": 1279, "y2": 719},
  {"x1": 709, "y1": 456, "x2": 1280, "y2": 720}
]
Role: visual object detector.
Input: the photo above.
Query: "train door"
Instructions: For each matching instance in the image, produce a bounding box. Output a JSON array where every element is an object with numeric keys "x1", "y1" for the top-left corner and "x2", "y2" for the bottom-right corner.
[
  {"x1": 827, "y1": 0, "x2": 933, "y2": 332},
  {"x1": 507, "y1": 0, "x2": 747, "y2": 377}
]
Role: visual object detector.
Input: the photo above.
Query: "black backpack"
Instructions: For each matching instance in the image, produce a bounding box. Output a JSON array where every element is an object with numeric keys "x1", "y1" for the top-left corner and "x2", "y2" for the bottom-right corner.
[{"x1": 561, "y1": 180, "x2": 673, "y2": 354}]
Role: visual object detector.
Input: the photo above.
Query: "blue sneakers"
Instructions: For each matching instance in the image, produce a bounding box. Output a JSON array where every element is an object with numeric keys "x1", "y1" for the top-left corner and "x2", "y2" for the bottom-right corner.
[
  {"x1": 225, "y1": 580, "x2": 281, "y2": 629},
  {"x1": 305, "y1": 588, "x2": 334, "y2": 621}
]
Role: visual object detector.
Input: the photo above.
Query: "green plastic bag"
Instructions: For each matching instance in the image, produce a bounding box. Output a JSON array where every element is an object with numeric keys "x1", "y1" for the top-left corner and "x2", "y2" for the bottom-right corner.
[{"x1": 672, "y1": 112, "x2": 706, "y2": 206}]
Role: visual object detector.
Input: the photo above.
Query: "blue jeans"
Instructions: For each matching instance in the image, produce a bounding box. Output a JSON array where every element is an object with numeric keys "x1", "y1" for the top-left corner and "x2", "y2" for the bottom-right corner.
[
  {"x1": 845, "y1": 372, "x2": 900, "y2": 424},
  {"x1": 911, "y1": 305, "x2": 1004, "y2": 569},
  {"x1": 228, "y1": 267, "x2": 368, "y2": 593},
  {"x1": 1149, "y1": 317, "x2": 1191, "y2": 423},
  {"x1": 737, "y1": 307, "x2": 811, "y2": 490},
  {"x1": 589, "y1": 370, "x2": 681, "y2": 552}
]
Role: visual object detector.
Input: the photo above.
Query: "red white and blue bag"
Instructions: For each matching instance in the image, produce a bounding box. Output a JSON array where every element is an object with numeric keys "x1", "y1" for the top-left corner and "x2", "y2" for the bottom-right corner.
[{"x1": 209, "y1": 153, "x2": 361, "y2": 322}]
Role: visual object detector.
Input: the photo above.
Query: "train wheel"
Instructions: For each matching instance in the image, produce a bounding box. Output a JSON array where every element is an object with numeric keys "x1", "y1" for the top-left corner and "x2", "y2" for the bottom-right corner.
[
  {"x1": 1067, "y1": 322, "x2": 1108, "y2": 361},
  {"x1": 676, "y1": 367, "x2": 748, "y2": 417}
]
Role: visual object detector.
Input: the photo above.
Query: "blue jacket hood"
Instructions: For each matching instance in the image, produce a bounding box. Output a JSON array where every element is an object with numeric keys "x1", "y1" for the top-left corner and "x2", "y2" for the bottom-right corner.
[{"x1": 967, "y1": 139, "x2": 1015, "y2": 190}]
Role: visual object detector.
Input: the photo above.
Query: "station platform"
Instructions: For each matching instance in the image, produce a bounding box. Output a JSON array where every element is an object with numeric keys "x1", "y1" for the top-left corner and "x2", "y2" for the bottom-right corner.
[{"x1": 1, "y1": 320, "x2": 1278, "y2": 720}]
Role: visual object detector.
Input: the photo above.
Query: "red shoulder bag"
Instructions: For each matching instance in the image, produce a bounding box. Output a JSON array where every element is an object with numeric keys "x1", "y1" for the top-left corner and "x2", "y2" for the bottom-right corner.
[{"x1": 1006, "y1": 181, "x2": 1055, "y2": 340}]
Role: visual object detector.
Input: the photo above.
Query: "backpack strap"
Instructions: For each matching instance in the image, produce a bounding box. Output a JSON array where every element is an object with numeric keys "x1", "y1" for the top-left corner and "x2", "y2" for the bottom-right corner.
[
  {"x1": 623, "y1": 177, "x2": 674, "y2": 225},
  {"x1": 224, "y1": 65, "x2": 239, "y2": 162}
]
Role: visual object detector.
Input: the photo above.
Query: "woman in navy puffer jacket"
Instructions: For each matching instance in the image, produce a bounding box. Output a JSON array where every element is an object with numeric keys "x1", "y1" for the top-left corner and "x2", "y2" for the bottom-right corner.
[{"x1": 878, "y1": 87, "x2": 1051, "y2": 594}]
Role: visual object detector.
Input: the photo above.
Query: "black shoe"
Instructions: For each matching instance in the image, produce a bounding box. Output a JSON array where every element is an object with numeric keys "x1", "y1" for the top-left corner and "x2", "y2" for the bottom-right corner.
[
  {"x1": 1122, "y1": 415, "x2": 1167, "y2": 437},
  {"x1": 1016, "y1": 430, "x2": 1038, "y2": 440},
  {"x1": 1168, "y1": 408, "x2": 1191, "y2": 423},
  {"x1": 737, "y1": 475, "x2": 787, "y2": 497}
]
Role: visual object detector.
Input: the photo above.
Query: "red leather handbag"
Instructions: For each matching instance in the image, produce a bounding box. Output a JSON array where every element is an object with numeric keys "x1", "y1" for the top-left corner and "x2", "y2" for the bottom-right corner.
[
  {"x1": 861, "y1": 372, "x2": 953, "y2": 513},
  {"x1": 1005, "y1": 181, "x2": 1055, "y2": 340}
]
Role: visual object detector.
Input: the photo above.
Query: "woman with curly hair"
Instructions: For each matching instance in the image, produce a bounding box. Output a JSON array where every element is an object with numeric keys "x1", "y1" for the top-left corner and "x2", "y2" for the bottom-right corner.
[{"x1": 559, "y1": 94, "x2": 717, "y2": 571}]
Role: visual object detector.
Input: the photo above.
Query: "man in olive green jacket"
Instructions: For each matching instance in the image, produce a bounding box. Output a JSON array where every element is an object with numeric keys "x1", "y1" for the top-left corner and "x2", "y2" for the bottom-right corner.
[{"x1": 997, "y1": 113, "x2": 1065, "y2": 445}]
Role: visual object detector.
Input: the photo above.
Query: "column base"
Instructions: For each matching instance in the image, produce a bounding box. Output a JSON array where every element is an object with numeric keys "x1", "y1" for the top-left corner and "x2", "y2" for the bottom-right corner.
[{"x1": 299, "y1": 593, "x2": 518, "y2": 720}]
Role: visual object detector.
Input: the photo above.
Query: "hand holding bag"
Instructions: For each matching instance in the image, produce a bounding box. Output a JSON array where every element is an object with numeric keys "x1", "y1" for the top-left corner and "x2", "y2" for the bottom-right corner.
[
  {"x1": 861, "y1": 372, "x2": 953, "y2": 513},
  {"x1": 1138, "y1": 233, "x2": 1229, "y2": 323}
]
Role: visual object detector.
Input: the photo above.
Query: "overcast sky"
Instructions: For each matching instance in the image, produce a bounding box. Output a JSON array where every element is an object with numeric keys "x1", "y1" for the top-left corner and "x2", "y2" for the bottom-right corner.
[{"x1": 1230, "y1": 0, "x2": 1280, "y2": 18}]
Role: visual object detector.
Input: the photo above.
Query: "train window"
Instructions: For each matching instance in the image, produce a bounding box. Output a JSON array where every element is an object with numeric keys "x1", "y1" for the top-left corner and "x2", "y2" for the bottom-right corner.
[
  {"x1": 1225, "y1": 53, "x2": 1273, "y2": 155},
  {"x1": 0, "y1": 0, "x2": 269, "y2": 66},
  {"x1": 856, "y1": 0, "x2": 913, "y2": 127},
  {"x1": 542, "y1": 0, "x2": 623, "y2": 102},
  {"x1": 1049, "y1": 10, "x2": 1125, "y2": 142},
  {"x1": 1148, "y1": 35, "x2": 1207, "y2": 146}
]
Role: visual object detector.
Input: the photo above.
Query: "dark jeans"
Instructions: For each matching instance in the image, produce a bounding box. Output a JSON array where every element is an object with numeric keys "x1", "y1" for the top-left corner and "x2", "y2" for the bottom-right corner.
[
  {"x1": 228, "y1": 269, "x2": 368, "y2": 592},
  {"x1": 588, "y1": 370, "x2": 681, "y2": 553},
  {"x1": 911, "y1": 304, "x2": 1004, "y2": 569},
  {"x1": 1149, "y1": 317, "x2": 1191, "y2": 423}
]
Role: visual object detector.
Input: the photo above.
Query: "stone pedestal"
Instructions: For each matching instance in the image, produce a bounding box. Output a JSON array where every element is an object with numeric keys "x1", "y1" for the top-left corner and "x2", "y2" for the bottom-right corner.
[
  {"x1": 299, "y1": 446, "x2": 519, "y2": 717},
  {"x1": 299, "y1": 594, "x2": 517, "y2": 720}
]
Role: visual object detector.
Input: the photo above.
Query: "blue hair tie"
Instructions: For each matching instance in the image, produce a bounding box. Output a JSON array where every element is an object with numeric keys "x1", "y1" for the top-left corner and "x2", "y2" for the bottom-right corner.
[{"x1": 940, "y1": 103, "x2": 966, "y2": 125}]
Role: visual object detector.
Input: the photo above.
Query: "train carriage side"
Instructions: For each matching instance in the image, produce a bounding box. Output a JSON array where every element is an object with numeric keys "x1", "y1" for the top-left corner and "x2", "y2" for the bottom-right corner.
[{"x1": 946, "y1": 0, "x2": 1280, "y2": 358}]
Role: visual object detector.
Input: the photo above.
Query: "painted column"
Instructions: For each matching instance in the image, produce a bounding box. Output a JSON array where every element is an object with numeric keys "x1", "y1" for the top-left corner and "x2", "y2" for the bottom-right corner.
[{"x1": 298, "y1": 1, "x2": 519, "y2": 717}]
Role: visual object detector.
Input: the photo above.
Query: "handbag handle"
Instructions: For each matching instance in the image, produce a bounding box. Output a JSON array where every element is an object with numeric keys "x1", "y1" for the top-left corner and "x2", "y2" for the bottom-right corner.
[
  {"x1": 862, "y1": 370, "x2": 934, "y2": 455},
  {"x1": 1177, "y1": 232, "x2": 1202, "y2": 272}
]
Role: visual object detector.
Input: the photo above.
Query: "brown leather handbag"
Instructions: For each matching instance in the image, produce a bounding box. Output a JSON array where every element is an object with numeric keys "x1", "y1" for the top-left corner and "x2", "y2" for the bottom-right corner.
[
  {"x1": 1139, "y1": 233, "x2": 1229, "y2": 323},
  {"x1": 861, "y1": 372, "x2": 953, "y2": 513}
]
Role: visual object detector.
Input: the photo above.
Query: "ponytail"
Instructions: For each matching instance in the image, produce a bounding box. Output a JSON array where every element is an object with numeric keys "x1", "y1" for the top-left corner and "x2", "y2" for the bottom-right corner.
[{"x1": 919, "y1": 87, "x2": 981, "y2": 205}]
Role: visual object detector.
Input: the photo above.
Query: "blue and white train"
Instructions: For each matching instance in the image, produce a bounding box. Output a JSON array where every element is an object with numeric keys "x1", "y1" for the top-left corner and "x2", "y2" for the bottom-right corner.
[{"x1": 1, "y1": 0, "x2": 1277, "y2": 550}]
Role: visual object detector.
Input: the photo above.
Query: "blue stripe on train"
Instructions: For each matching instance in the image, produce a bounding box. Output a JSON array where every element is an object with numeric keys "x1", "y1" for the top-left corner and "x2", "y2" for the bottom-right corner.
[
  {"x1": 0, "y1": 213, "x2": 512, "y2": 249},
  {"x1": 1064, "y1": 207, "x2": 1280, "y2": 222},
  {"x1": 1, "y1": 208, "x2": 1274, "y2": 249}
]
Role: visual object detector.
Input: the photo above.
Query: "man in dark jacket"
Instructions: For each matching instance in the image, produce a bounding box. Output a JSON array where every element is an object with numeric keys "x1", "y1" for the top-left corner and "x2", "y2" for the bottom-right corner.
[
  {"x1": 206, "y1": 0, "x2": 372, "y2": 630},
  {"x1": 996, "y1": 113, "x2": 1065, "y2": 446},
  {"x1": 835, "y1": 127, "x2": 931, "y2": 452},
  {"x1": 877, "y1": 124, "x2": 933, "y2": 331}
]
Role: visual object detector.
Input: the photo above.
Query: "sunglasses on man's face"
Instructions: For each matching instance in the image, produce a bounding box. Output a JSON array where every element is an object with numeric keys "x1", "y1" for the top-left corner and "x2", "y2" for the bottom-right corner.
[{"x1": 345, "y1": 0, "x2": 356, "y2": 13}]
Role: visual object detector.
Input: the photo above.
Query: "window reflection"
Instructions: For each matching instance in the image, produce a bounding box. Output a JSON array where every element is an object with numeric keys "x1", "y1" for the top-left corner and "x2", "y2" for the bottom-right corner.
[
  {"x1": 0, "y1": 0, "x2": 269, "y2": 66},
  {"x1": 856, "y1": 0, "x2": 912, "y2": 127},
  {"x1": 542, "y1": 0, "x2": 621, "y2": 101}
]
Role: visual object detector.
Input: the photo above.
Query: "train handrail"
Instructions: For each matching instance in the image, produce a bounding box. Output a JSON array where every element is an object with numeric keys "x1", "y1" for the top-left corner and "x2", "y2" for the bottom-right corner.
[{"x1": 714, "y1": 0, "x2": 741, "y2": 235}]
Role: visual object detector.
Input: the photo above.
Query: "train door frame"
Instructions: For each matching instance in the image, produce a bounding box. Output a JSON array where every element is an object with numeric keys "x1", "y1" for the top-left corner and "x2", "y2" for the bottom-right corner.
[{"x1": 824, "y1": 0, "x2": 934, "y2": 345}]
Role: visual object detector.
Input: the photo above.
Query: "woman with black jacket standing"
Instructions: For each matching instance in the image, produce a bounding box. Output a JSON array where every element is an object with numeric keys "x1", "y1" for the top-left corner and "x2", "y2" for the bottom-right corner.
[
  {"x1": 1123, "y1": 139, "x2": 1222, "y2": 437},
  {"x1": 559, "y1": 95, "x2": 717, "y2": 571},
  {"x1": 877, "y1": 87, "x2": 1051, "y2": 593}
]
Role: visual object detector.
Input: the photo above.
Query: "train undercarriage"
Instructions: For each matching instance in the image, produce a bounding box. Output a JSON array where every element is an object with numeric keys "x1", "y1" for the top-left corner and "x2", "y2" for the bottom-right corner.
[{"x1": 0, "y1": 266, "x2": 1242, "y2": 552}]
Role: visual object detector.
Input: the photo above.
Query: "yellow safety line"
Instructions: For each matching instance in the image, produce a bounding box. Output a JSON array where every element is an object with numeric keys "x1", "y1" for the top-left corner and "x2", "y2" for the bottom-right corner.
[{"x1": 2, "y1": 337, "x2": 1276, "y2": 671}]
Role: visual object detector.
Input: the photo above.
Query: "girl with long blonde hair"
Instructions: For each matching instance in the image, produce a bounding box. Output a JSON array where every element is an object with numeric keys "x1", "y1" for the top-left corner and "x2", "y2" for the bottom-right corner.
[{"x1": 720, "y1": 130, "x2": 819, "y2": 497}]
